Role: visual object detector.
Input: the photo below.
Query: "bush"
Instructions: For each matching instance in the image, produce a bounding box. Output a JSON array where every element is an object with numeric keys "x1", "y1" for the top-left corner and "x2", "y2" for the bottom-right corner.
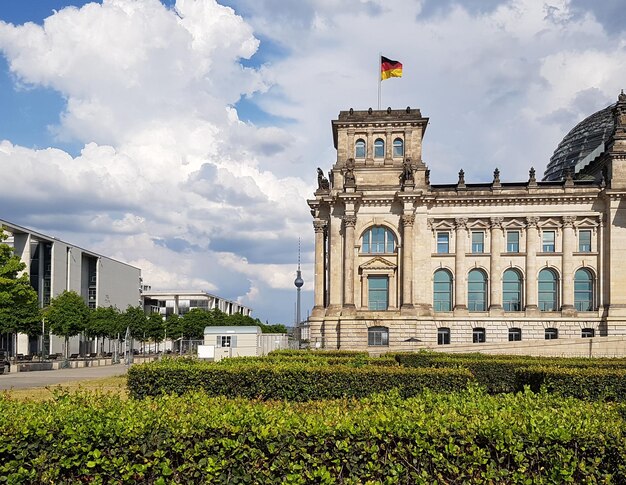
[
  {"x1": 2, "y1": 388, "x2": 626, "y2": 483},
  {"x1": 127, "y1": 359, "x2": 471, "y2": 400}
]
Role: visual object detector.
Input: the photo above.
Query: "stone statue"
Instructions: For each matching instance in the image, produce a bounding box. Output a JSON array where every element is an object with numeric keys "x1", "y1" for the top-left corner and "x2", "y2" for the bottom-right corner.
[
  {"x1": 317, "y1": 167, "x2": 329, "y2": 190},
  {"x1": 493, "y1": 168, "x2": 500, "y2": 185},
  {"x1": 458, "y1": 169, "x2": 465, "y2": 186},
  {"x1": 529, "y1": 167, "x2": 536, "y2": 184},
  {"x1": 344, "y1": 158, "x2": 356, "y2": 187},
  {"x1": 401, "y1": 159, "x2": 414, "y2": 184}
]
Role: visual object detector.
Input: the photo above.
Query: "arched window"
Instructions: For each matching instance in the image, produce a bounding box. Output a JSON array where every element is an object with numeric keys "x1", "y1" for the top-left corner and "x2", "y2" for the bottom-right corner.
[
  {"x1": 574, "y1": 268, "x2": 594, "y2": 311},
  {"x1": 433, "y1": 269, "x2": 453, "y2": 311},
  {"x1": 473, "y1": 327, "x2": 486, "y2": 343},
  {"x1": 368, "y1": 326, "x2": 389, "y2": 346},
  {"x1": 468, "y1": 269, "x2": 487, "y2": 312},
  {"x1": 393, "y1": 138, "x2": 404, "y2": 157},
  {"x1": 355, "y1": 139, "x2": 366, "y2": 158},
  {"x1": 538, "y1": 269, "x2": 558, "y2": 311},
  {"x1": 502, "y1": 269, "x2": 522, "y2": 311},
  {"x1": 437, "y1": 327, "x2": 450, "y2": 345},
  {"x1": 361, "y1": 226, "x2": 395, "y2": 253},
  {"x1": 374, "y1": 138, "x2": 385, "y2": 158}
]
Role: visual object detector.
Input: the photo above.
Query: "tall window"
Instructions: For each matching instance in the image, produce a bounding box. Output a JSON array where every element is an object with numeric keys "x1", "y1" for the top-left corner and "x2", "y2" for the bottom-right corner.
[
  {"x1": 355, "y1": 139, "x2": 366, "y2": 158},
  {"x1": 574, "y1": 268, "x2": 594, "y2": 311},
  {"x1": 433, "y1": 269, "x2": 453, "y2": 311},
  {"x1": 579, "y1": 230, "x2": 591, "y2": 252},
  {"x1": 471, "y1": 232, "x2": 484, "y2": 253},
  {"x1": 502, "y1": 269, "x2": 522, "y2": 311},
  {"x1": 542, "y1": 231, "x2": 555, "y2": 252},
  {"x1": 508, "y1": 327, "x2": 522, "y2": 341},
  {"x1": 374, "y1": 138, "x2": 385, "y2": 158},
  {"x1": 437, "y1": 327, "x2": 450, "y2": 345},
  {"x1": 393, "y1": 138, "x2": 404, "y2": 157},
  {"x1": 368, "y1": 326, "x2": 389, "y2": 346},
  {"x1": 506, "y1": 231, "x2": 519, "y2": 252},
  {"x1": 538, "y1": 269, "x2": 558, "y2": 311},
  {"x1": 437, "y1": 232, "x2": 450, "y2": 254},
  {"x1": 368, "y1": 276, "x2": 388, "y2": 310},
  {"x1": 473, "y1": 327, "x2": 486, "y2": 343},
  {"x1": 545, "y1": 328, "x2": 558, "y2": 340},
  {"x1": 362, "y1": 227, "x2": 395, "y2": 253},
  {"x1": 468, "y1": 269, "x2": 487, "y2": 312}
]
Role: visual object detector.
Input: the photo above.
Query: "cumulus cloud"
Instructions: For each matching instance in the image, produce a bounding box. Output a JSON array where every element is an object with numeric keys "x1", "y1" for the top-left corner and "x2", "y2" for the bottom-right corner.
[{"x1": 1, "y1": 0, "x2": 625, "y2": 323}]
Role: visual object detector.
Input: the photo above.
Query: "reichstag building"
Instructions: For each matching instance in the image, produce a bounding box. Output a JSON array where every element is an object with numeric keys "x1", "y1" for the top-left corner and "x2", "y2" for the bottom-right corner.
[{"x1": 308, "y1": 91, "x2": 626, "y2": 350}]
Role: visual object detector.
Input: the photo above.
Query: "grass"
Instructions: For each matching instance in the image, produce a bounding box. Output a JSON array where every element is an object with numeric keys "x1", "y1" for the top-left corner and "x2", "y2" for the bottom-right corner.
[{"x1": 1, "y1": 375, "x2": 128, "y2": 401}]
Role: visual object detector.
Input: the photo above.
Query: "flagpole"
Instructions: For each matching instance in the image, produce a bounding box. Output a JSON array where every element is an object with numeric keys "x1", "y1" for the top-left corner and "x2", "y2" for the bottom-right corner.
[{"x1": 377, "y1": 52, "x2": 381, "y2": 110}]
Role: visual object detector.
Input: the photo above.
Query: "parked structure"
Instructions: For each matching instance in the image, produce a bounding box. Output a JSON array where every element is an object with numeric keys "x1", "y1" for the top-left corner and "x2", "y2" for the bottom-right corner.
[
  {"x1": 201, "y1": 326, "x2": 289, "y2": 361},
  {"x1": 308, "y1": 92, "x2": 626, "y2": 351},
  {"x1": 142, "y1": 290, "x2": 252, "y2": 317},
  {"x1": 0, "y1": 219, "x2": 141, "y2": 356}
]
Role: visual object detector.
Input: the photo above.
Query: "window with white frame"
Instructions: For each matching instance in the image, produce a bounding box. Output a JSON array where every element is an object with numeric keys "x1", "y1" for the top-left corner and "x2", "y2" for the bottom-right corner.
[
  {"x1": 508, "y1": 327, "x2": 522, "y2": 341},
  {"x1": 362, "y1": 227, "x2": 395, "y2": 253},
  {"x1": 545, "y1": 328, "x2": 558, "y2": 340},
  {"x1": 437, "y1": 327, "x2": 450, "y2": 345},
  {"x1": 368, "y1": 326, "x2": 389, "y2": 346},
  {"x1": 506, "y1": 231, "x2": 519, "y2": 252},
  {"x1": 471, "y1": 231, "x2": 484, "y2": 253},
  {"x1": 473, "y1": 327, "x2": 486, "y2": 343},
  {"x1": 581, "y1": 328, "x2": 595, "y2": 338},
  {"x1": 437, "y1": 232, "x2": 450, "y2": 254},
  {"x1": 579, "y1": 230, "x2": 592, "y2": 252},
  {"x1": 542, "y1": 231, "x2": 555, "y2": 252},
  {"x1": 216, "y1": 335, "x2": 235, "y2": 347}
]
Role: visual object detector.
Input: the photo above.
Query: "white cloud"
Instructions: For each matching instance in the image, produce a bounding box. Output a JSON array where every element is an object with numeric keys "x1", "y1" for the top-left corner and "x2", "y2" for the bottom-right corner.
[{"x1": 0, "y1": 0, "x2": 624, "y2": 323}]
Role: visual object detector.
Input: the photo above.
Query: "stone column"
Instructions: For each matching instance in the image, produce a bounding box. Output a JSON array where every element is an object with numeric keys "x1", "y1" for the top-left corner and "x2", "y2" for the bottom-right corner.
[
  {"x1": 385, "y1": 128, "x2": 392, "y2": 161},
  {"x1": 561, "y1": 215, "x2": 576, "y2": 313},
  {"x1": 454, "y1": 218, "x2": 468, "y2": 311},
  {"x1": 401, "y1": 214, "x2": 415, "y2": 308},
  {"x1": 525, "y1": 216, "x2": 539, "y2": 312},
  {"x1": 490, "y1": 217, "x2": 504, "y2": 311},
  {"x1": 313, "y1": 220, "x2": 327, "y2": 309},
  {"x1": 366, "y1": 129, "x2": 373, "y2": 161},
  {"x1": 343, "y1": 215, "x2": 357, "y2": 308}
]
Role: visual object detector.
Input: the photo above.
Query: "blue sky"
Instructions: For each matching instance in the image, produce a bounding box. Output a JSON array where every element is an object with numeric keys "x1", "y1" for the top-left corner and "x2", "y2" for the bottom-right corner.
[{"x1": 0, "y1": 0, "x2": 624, "y2": 324}]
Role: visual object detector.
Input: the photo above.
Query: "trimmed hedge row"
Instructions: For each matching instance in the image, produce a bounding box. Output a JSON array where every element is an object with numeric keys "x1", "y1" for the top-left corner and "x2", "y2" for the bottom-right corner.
[
  {"x1": 394, "y1": 352, "x2": 626, "y2": 398},
  {"x1": 269, "y1": 349, "x2": 368, "y2": 358},
  {"x1": 127, "y1": 359, "x2": 471, "y2": 400},
  {"x1": 3, "y1": 388, "x2": 626, "y2": 483},
  {"x1": 222, "y1": 355, "x2": 399, "y2": 367}
]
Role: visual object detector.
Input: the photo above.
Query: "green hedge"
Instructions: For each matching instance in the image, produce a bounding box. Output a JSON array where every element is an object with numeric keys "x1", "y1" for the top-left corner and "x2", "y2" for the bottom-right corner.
[
  {"x1": 127, "y1": 359, "x2": 471, "y2": 400},
  {"x1": 3, "y1": 388, "x2": 626, "y2": 483},
  {"x1": 394, "y1": 352, "x2": 626, "y2": 394},
  {"x1": 224, "y1": 354, "x2": 399, "y2": 367},
  {"x1": 269, "y1": 349, "x2": 369, "y2": 358}
]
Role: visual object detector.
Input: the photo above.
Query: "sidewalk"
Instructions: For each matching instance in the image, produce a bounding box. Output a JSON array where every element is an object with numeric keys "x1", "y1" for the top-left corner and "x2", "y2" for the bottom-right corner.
[{"x1": 0, "y1": 363, "x2": 130, "y2": 390}]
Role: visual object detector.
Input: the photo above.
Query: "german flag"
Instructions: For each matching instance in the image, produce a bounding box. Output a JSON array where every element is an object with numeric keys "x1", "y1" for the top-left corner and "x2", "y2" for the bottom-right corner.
[{"x1": 381, "y1": 56, "x2": 402, "y2": 81}]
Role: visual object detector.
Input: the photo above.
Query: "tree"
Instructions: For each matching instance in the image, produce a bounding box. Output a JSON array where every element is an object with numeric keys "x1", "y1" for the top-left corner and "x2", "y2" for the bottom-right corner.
[
  {"x1": 86, "y1": 306, "x2": 121, "y2": 355},
  {"x1": 0, "y1": 229, "x2": 41, "y2": 357},
  {"x1": 165, "y1": 313, "x2": 182, "y2": 341},
  {"x1": 121, "y1": 306, "x2": 147, "y2": 352},
  {"x1": 180, "y1": 308, "x2": 210, "y2": 340},
  {"x1": 45, "y1": 290, "x2": 90, "y2": 358},
  {"x1": 145, "y1": 312, "x2": 165, "y2": 351}
]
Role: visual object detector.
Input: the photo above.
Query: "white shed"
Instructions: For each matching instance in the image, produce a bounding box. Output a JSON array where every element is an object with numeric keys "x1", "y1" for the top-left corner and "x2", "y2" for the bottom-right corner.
[{"x1": 202, "y1": 326, "x2": 261, "y2": 361}]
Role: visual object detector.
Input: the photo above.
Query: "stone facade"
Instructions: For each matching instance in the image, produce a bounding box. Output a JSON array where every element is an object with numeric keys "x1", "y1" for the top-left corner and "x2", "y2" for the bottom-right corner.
[{"x1": 308, "y1": 93, "x2": 626, "y2": 351}]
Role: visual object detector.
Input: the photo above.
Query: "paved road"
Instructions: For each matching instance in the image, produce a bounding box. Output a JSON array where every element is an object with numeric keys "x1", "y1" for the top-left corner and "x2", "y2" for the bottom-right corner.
[{"x1": 0, "y1": 364, "x2": 130, "y2": 390}]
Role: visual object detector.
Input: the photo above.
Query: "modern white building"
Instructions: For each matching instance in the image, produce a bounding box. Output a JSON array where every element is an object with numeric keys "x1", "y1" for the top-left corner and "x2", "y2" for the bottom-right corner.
[
  {"x1": 202, "y1": 325, "x2": 290, "y2": 361},
  {"x1": 0, "y1": 219, "x2": 142, "y2": 356},
  {"x1": 142, "y1": 290, "x2": 252, "y2": 317}
]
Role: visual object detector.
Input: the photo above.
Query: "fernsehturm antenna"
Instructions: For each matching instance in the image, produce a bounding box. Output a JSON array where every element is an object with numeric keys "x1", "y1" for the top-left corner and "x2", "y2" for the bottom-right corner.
[{"x1": 293, "y1": 238, "x2": 304, "y2": 325}]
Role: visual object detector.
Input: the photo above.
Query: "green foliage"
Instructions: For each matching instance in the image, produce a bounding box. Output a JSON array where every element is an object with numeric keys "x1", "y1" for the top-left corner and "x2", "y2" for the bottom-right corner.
[
  {"x1": 45, "y1": 290, "x2": 90, "y2": 340},
  {"x1": 121, "y1": 305, "x2": 147, "y2": 340},
  {"x1": 2, "y1": 388, "x2": 626, "y2": 483},
  {"x1": 127, "y1": 359, "x2": 472, "y2": 400},
  {"x1": 180, "y1": 308, "x2": 210, "y2": 339},
  {"x1": 145, "y1": 312, "x2": 165, "y2": 343},
  {"x1": 165, "y1": 313, "x2": 182, "y2": 340},
  {"x1": 0, "y1": 228, "x2": 40, "y2": 336},
  {"x1": 86, "y1": 306, "x2": 121, "y2": 340}
]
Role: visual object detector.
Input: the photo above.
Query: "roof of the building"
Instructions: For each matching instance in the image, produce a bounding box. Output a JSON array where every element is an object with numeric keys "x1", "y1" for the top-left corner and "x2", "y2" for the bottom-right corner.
[
  {"x1": 203, "y1": 326, "x2": 261, "y2": 334},
  {"x1": 543, "y1": 103, "x2": 616, "y2": 182}
]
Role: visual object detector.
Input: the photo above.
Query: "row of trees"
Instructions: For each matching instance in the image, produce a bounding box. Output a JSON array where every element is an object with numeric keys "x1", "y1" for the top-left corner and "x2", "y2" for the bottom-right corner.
[{"x1": 0, "y1": 229, "x2": 287, "y2": 358}]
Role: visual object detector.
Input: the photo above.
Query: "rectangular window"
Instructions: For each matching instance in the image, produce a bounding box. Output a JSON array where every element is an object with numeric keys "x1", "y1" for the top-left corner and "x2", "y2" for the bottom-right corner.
[
  {"x1": 508, "y1": 328, "x2": 522, "y2": 341},
  {"x1": 506, "y1": 231, "x2": 519, "y2": 252},
  {"x1": 472, "y1": 328, "x2": 486, "y2": 343},
  {"x1": 542, "y1": 231, "x2": 555, "y2": 252},
  {"x1": 437, "y1": 232, "x2": 449, "y2": 254},
  {"x1": 471, "y1": 231, "x2": 484, "y2": 253},
  {"x1": 217, "y1": 336, "x2": 232, "y2": 347},
  {"x1": 579, "y1": 230, "x2": 591, "y2": 252},
  {"x1": 368, "y1": 276, "x2": 388, "y2": 310},
  {"x1": 437, "y1": 328, "x2": 450, "y2": 345}
]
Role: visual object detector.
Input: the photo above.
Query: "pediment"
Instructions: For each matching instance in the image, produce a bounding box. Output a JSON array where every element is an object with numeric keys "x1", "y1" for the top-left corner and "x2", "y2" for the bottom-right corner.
[
  {"x1": 360, "y1": 256, "x2": 397, "y2": 271},
  {"x1": 502, "y1": 219, "x2": 526, "y2": 229},
  {"x1": 538, "y1": 217, "x2": 562, "y2": 228},
  {"x1": 467, "y1": 219, "x2": 490, "y2": 230},
  {"x1": 428, "y1": 218, "x2": 455, "y2": 231},
  {"x1": 575, "y1": 217, "x2": 599, "y2": 228}
]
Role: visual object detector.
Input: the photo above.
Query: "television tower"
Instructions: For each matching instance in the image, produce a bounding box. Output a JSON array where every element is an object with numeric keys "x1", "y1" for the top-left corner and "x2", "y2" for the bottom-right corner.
[{"x1": 294, "y1": 238, "x2": 304, "y2": 326}]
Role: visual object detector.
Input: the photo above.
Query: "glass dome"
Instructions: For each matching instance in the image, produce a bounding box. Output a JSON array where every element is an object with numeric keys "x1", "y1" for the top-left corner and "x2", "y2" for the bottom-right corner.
[{"x1": 543, "y1": 103, "x2": 615, "y2": 181}]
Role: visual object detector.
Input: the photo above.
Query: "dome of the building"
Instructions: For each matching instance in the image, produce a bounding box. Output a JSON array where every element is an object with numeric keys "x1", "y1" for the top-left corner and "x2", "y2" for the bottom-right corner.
[{"x1": 543, "y1": 103, "x2": 616, "y2": 181}]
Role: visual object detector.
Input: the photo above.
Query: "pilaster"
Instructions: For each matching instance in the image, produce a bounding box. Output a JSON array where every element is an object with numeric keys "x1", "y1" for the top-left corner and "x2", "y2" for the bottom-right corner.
[{"x1": 525, "y1": 216, "x2": 539, "y2": 315}]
